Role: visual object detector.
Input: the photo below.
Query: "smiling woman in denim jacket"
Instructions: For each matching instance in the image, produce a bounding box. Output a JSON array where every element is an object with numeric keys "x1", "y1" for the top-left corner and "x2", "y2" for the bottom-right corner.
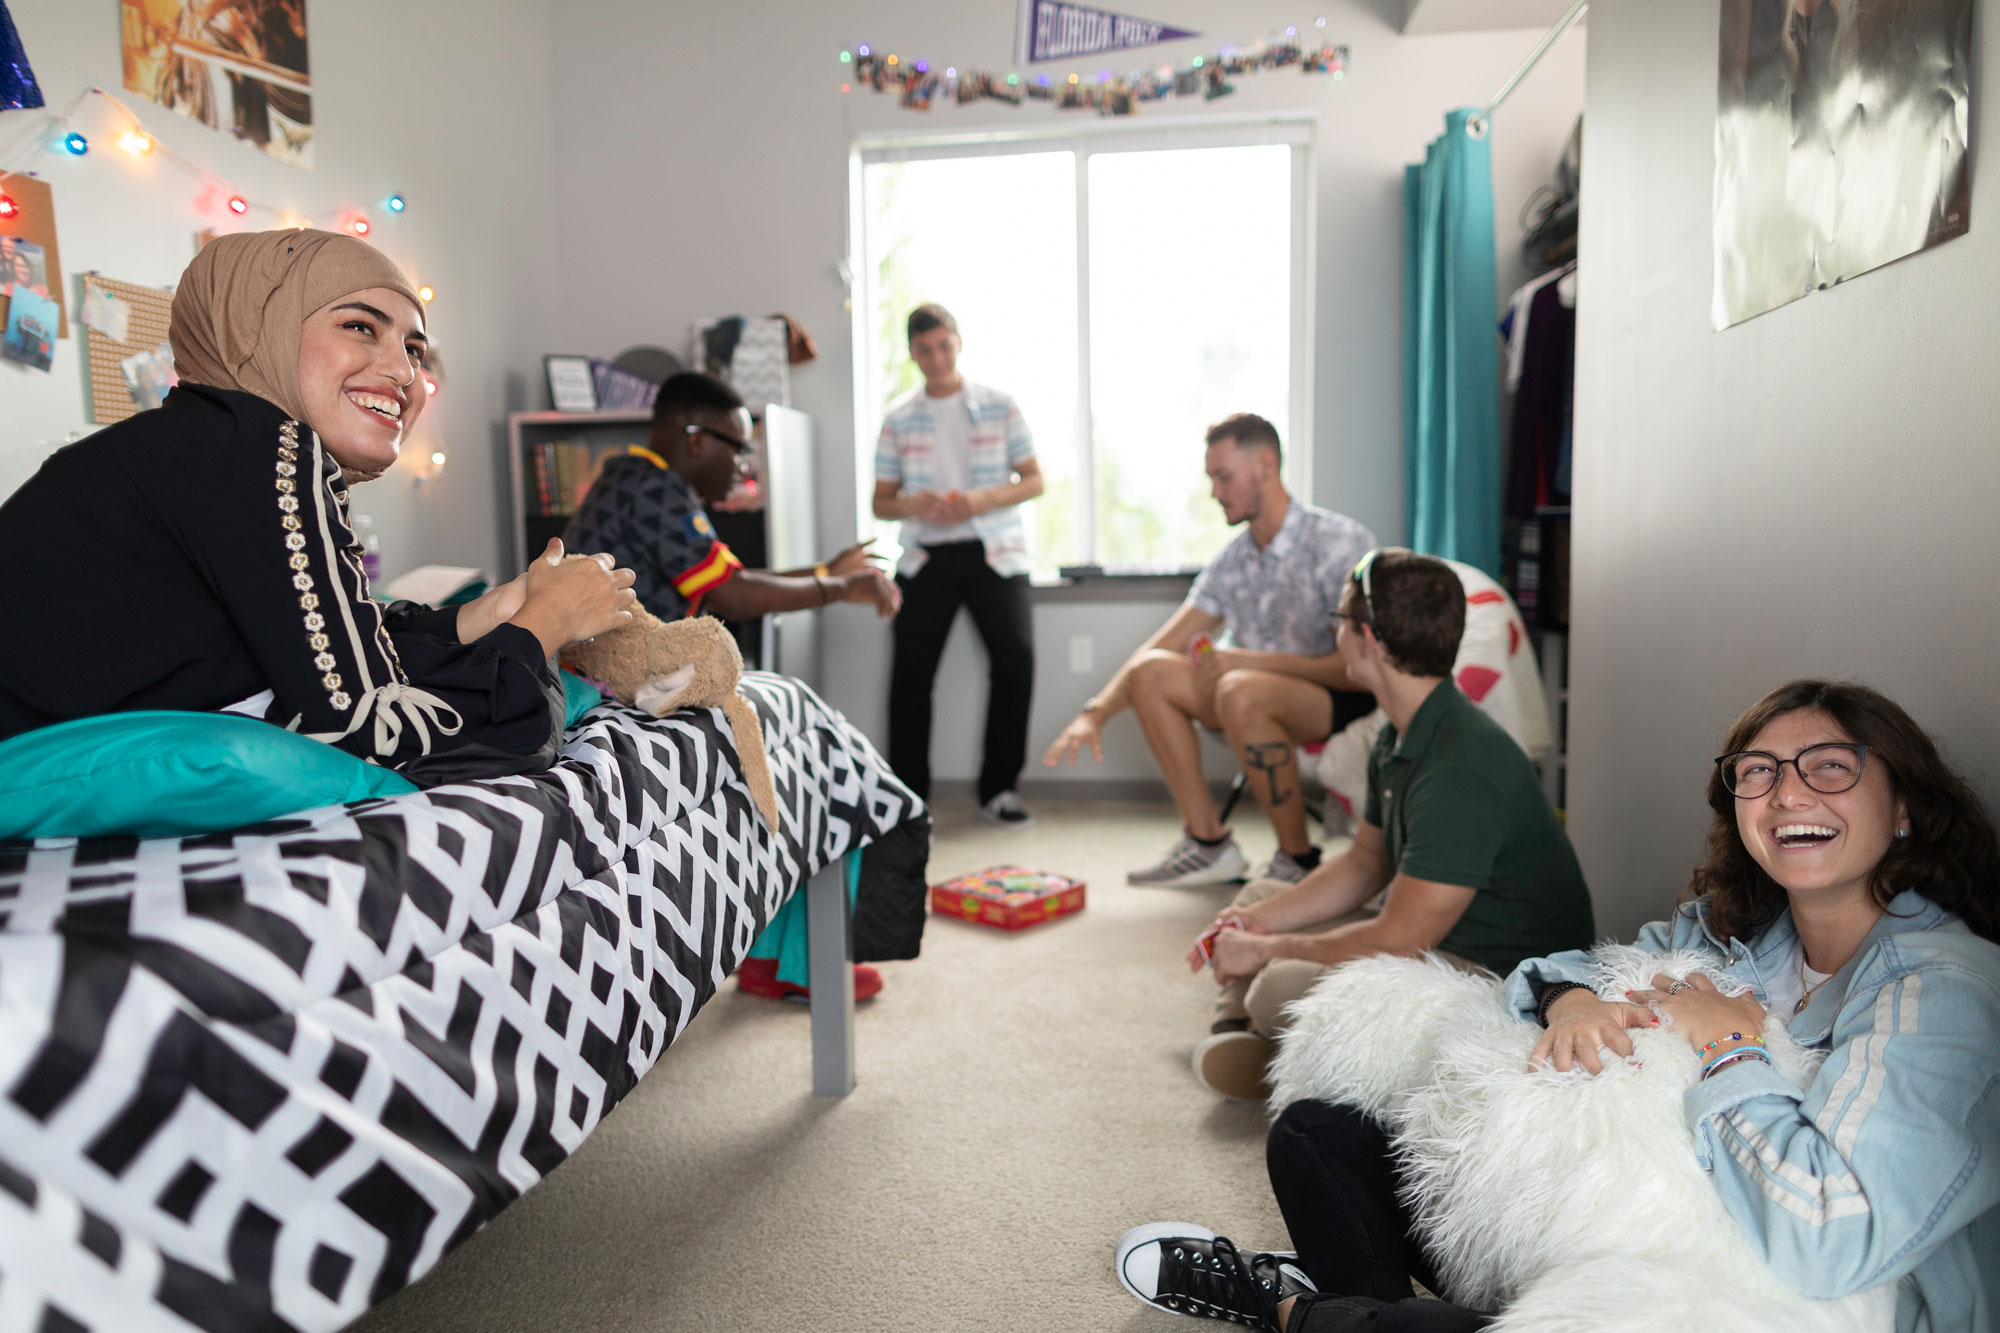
[
  {"x1": 1114, "y1": 678, "x2": 1997, "y2": 1333},
  {"x1": 1512, "y1": 679, "x2": 2000, "y2": 1333}
]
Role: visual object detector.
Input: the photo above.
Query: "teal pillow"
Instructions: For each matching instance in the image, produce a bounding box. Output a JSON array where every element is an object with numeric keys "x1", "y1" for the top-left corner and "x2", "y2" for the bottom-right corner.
[
  {"x1": 0, "y1": 711, "x2": 420, "y2": 840},
  {"x1": 559, "y1": 669, "x2": 602, "y2": 727}
]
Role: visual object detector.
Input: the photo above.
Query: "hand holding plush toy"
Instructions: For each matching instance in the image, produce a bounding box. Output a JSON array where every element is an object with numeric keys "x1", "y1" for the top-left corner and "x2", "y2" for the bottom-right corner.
[{"x1": 560, "y1": 607, "x2": 780, "y2": 832}]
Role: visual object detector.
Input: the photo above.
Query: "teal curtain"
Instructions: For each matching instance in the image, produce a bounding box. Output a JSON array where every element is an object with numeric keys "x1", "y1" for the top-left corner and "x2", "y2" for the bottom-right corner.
[{"x1": 1403, "y1": 108, "x2": 1502, "y2": 579}]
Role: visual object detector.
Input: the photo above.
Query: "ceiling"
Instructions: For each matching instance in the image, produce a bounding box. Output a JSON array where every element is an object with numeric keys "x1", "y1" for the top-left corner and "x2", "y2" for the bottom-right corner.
[{"x1": 1400, "y1": 0, "x2": 1587, "y2": 35}]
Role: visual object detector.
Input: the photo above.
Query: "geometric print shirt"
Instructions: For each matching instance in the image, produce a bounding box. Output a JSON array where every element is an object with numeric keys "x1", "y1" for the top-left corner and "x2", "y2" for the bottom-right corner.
[
  {"x1": 1187, "y1": 496, "x2": 1377, "y2": 655},
  {"x1": 563, "y1": 449, "x2": 743, "y2": 620},
  {"x1": 874, "y1": 380, "x2": 1036, "y2": 578}
]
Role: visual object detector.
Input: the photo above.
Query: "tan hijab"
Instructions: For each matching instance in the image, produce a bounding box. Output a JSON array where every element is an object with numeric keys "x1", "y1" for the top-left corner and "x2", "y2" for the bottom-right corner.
[{"x1": 171, "y1": 229, "x2": 423, "y2": 430}]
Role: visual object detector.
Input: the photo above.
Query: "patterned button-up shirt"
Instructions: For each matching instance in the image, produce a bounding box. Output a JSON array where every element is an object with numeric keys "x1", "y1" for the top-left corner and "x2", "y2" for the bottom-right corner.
[
  {"x1": 1187, "y1": 498, "x2": 1376, "y2": 654},
  {"x1": 874, "y1": 381, "x2": 1036, "y2": 577}
]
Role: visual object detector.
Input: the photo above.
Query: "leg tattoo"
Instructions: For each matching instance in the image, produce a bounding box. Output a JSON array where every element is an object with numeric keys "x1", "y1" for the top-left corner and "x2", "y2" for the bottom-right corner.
[{"x1": 1242, "y1": 741, "x2": 1295, "y2": 808}]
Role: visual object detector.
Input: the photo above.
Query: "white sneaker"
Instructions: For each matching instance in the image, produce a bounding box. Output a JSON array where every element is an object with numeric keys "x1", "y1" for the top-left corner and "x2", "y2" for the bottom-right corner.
[
  {"x1": 1127, "y1": 833, "x2": 1247, "y2": 887},
  {"x1": 978, "y1": 790, "x2": 1035, "y2": 830},
  {"x1": 1253, "y1": 848, "x2": 1317, "y2": 884}
]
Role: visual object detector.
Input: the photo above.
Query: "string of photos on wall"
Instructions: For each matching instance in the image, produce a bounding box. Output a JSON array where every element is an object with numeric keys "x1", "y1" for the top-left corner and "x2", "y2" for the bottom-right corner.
[{"x1": 842, "y1": 0, "x2": 1348, "y2": 115}]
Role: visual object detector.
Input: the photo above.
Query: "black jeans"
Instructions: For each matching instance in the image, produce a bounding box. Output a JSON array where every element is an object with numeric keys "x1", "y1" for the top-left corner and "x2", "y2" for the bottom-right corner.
[
  {"x1": 888, "y1": 542, "x2": 1033, "y2": 804},
  {"x1": 1267, "y1": 1101, "x2": 1492, "y2": 1333}
]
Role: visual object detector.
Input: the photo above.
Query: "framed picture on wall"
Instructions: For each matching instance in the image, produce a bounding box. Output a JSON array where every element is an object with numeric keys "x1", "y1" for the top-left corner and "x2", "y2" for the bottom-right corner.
[{"x1": 544, "y1": 355, "x2": 598, "y2": 412}]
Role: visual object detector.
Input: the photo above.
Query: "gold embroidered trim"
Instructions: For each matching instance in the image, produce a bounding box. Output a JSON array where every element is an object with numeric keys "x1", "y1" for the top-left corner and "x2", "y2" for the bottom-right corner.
[{"x1": 277, "y1": 420, "x2": 351, "y2": 713}]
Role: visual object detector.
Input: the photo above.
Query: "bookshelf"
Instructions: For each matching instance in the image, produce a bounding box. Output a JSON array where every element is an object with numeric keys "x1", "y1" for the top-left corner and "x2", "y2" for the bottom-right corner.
[{"x1": 504, "y1": 410, "x2": 653, "y2": 573}]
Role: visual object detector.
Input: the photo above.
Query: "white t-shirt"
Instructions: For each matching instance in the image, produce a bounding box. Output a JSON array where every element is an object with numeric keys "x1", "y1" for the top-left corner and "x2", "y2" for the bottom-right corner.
[
  {"x1": 903, "y1": 390, "x2": 978, "y2": 546},
  {"x1": 1763, "y1": 938, "x2": 1835, "y2": 1020}
]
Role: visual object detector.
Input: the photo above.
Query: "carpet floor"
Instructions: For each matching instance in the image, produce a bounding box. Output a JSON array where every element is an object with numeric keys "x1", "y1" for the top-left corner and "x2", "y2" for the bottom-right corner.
[{"x1": 351, "y1": 800, "x2": 1319, "y2": 1332}]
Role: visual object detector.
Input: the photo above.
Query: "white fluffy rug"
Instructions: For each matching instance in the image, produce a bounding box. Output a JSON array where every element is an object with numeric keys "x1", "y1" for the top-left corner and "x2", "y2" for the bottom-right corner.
[{"x1": 1266, "y1": 951, "x2": 1896, "y2": 1333}]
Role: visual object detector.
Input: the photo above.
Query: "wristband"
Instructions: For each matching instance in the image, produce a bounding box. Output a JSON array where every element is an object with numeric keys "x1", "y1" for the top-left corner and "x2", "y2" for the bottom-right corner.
[
  {"x1": 1701, "y1": 1047, "x2": 1773, "y2": 1079},
  {"x1": 1536, "y1": 981, "x2": 1591, "y2": 1027},
  {"x1": 812, "y1": 574, "x2": 830, "y2": 606}
]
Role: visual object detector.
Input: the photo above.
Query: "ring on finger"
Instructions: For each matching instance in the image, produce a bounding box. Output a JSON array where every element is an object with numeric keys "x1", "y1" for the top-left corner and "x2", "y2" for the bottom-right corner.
[{"x1": 1666, "y1": 980, "x2": 1693, "y2": 995}]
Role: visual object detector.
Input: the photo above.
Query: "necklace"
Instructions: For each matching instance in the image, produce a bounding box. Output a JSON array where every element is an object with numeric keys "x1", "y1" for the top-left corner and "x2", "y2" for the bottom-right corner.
[{"x1": 1794, "y1": 954, "x2": 1834, "y2": 1015}]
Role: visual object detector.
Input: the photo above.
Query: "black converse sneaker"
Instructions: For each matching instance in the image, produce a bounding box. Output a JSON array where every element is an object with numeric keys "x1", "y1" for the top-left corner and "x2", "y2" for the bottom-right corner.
[{"x1": 1114, "y1": 1222, "x2": 1315, "y2": 1329}]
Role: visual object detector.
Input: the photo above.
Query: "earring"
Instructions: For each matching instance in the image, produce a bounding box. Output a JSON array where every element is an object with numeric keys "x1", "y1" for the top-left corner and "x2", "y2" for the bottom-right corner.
[{"x1": 1897, "y1": 828, "x2": 1910, "y2": 839}]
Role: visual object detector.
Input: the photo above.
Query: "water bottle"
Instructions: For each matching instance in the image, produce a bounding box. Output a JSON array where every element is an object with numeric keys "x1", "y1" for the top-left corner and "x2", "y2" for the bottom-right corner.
[{"x1": 353, "y1": 513, "x2": 383, "y2": 585}]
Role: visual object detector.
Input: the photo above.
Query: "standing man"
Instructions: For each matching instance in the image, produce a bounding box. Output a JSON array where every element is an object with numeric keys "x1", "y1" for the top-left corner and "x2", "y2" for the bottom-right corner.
[
  {"x1": 874, "y1": 304, "x2": 1045, "y2": 827},
  {"x1": 1044, "y1": 414, "x2": 1375, "y2": 885},
  {"x1": 567, "y1": 372, "x2": 899, "y2": 625}
]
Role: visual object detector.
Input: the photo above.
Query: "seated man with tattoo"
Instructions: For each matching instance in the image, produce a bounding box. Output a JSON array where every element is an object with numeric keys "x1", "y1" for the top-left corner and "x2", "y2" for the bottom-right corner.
[
  {"x1": 1190, "y1": 549, "x2": 1595, "y2": 1100},
  {"x1": 1043, "y1": 413, "x2": 1376, "y2": 887}
]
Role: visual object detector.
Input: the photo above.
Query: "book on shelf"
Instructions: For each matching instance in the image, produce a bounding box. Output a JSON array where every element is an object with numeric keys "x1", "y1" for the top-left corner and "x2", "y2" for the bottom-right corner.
[{"x1": 527, "y1": 440, "x2": 610, "y2": 517}]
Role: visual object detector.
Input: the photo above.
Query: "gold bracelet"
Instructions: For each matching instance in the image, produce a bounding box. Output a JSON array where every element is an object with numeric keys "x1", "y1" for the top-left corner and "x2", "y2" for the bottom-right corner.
[{"x1": 813, "y1": 562, "x2": 830, "y2": 579}]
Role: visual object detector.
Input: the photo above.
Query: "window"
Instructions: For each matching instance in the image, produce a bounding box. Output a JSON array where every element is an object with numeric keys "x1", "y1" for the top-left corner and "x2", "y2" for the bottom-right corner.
[{"x1": 853, "y1": 121, "x2": 1312, "y2": 579}]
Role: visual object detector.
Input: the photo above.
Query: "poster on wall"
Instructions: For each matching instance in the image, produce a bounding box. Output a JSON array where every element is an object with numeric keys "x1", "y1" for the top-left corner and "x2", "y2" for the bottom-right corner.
[
  {"x1": 1715, "y1": 0, "x2": 1973, "y2": 329},
  {"x1": 119, "y1": 0, "x2": 312, "y2": 167}
]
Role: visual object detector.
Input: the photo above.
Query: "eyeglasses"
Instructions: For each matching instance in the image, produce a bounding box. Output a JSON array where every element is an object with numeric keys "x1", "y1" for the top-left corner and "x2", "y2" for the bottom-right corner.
[
  {"x1": 684, "y1": 422, "x2": 752, "y2": 454},
  {"x1": 1714, "y1": 744, "x2": 1870, "y2": 799}
]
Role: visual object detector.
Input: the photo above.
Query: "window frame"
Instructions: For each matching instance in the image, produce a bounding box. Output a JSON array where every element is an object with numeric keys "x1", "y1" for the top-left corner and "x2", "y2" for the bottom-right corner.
[{"x1": 850, "y1": 113, "x2": 1316, "y2": 576}]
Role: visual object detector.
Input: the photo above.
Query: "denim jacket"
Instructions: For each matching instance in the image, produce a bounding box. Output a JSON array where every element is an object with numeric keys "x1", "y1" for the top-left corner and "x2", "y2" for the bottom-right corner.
[{"x1": 1505, "y1": 891, "x2": 2000, "y2": 1333}]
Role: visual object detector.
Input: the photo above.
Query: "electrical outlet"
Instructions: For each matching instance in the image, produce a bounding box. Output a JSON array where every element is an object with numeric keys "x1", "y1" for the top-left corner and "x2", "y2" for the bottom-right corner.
[{"x1": 1069, "y1": 635, "x2": 1093, "y2": 674}]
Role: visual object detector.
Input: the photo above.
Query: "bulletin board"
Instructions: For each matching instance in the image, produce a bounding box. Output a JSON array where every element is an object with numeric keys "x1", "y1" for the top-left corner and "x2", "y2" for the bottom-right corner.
[
  {"x1": 0, "y1": 173, "x2": 67, "y2": 337},
  {"x1": 81, "y1": 274, "x2": 175, "y2": 425}
]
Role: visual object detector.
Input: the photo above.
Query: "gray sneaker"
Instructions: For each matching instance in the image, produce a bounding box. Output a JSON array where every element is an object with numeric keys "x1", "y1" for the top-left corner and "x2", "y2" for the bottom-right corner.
[
  {"x1": 1127, "y1": 833, "x2": 1247, "y2": 888},
  {"x1": 1254, "y1": 848, "x2": 1317, "y2": 884}
]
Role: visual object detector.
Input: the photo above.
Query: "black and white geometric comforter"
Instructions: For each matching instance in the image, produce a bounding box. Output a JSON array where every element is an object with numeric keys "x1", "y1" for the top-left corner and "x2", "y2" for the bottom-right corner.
[{"x1": 0, "y1": 673, "x2": 921, "y2": 1333}]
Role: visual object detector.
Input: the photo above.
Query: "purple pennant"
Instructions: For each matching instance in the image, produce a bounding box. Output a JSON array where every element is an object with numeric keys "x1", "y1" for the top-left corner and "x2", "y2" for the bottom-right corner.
[
  {"x1": 0, "y1": 0, "x2": 43, "y2": 111},
  {"x1": 1016, "y1": 0, "x2": 1199, "y2": 65}
]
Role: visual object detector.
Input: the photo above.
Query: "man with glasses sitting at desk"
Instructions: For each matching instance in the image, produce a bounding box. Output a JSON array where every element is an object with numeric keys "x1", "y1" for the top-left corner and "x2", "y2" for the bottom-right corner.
[
  {"x1": 565, "y1": 371, "x2": 899, "y2": 624},
  {"x1": 1188, "y1": 548, "x2": 1595, "y2": 1101}
]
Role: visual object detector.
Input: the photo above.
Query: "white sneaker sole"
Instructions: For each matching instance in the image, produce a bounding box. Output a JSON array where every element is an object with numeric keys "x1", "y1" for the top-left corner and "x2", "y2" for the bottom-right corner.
[
  {"x1": 1113, "y1": 1221, "x2": 1302, "y2": 1310},
  {"x1": 1126, "y1": 863, "x2": 1245, "y2": 888}
]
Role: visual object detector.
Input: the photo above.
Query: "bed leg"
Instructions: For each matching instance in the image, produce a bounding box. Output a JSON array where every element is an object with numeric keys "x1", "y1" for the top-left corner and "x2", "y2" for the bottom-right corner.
[{"x1": 807, "y1": 858, "x2": 855, "y2": 1097}]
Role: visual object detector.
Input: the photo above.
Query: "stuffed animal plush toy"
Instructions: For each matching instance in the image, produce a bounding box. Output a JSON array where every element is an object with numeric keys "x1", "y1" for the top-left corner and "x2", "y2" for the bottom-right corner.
[
  {"x1": 560, "y1": 608, "x2": 780, "y2": 833},
  {"x1": 1268, "y1": 949, "x2": 1895, "y2": 1333}
]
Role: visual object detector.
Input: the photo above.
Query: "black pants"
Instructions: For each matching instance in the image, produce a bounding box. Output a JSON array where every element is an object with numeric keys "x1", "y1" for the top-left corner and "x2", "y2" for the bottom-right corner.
[
  {"x1": 888, "y1": 541, "x2": 1033, "y2": 804},
  {"x1": 1267, "y1": 1101, "x2": 1492, "y2": 1333}
]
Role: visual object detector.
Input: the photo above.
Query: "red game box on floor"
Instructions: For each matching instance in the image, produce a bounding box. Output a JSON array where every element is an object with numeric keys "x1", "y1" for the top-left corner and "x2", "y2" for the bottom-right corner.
[{"x1": 930, "y1": 865, "x2": 1087, "y2": 931}]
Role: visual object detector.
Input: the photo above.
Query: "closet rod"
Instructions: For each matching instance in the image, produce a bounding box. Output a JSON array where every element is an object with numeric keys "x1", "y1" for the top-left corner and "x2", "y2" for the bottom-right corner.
[{"x1": 1467, "y1": 0, "x2": 1587, "y2": 137}]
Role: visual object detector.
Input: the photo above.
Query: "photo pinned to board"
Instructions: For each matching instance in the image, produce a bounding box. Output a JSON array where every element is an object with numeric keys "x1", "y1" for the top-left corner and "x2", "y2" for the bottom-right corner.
[
  {"x1": 80, "y1": 283, "x2": 133, "y2": 343},
  {"x1": 2, "y1": 284, "x2": 59, "y2": 371},
  {"x1": 121, "y1": 340, "x2": 177, "y2": 408},
  {"x1": 0, "y1": 234, "x2": 46, "y2": 298}
]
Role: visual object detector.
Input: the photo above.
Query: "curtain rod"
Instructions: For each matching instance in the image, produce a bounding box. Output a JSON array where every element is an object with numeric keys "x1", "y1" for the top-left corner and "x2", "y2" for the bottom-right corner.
[{"x1": 1466, "y1": 0, "x2": 1587, "y2": 138}]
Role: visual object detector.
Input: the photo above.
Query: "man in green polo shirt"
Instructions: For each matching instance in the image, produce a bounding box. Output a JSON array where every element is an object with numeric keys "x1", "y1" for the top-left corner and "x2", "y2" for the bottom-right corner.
[{"x1": 1191, "y1": 548, "x2": 1594, "y2": 1100}]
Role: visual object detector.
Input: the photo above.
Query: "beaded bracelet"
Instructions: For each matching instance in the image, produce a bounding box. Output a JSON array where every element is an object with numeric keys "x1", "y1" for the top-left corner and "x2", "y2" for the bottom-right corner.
[
  {"x1": 1696, "y1": 1032, "x2": 1766, "y2": 1057},
  {"x1": 1702, "y1": 1047, "x2": 1773, "y2": 1079},
  {"x1": 1535, "y1": 981, "x2": 1592, "y2": 1028}
]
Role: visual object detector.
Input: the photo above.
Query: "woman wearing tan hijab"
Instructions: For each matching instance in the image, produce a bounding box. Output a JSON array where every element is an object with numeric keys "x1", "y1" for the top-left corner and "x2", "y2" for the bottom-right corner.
[{"x1": 0, "y1": 230, "x2": 636, "y2": 783}]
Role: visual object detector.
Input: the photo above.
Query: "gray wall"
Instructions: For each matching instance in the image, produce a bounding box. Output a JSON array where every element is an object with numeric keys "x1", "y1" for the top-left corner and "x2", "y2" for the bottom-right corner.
[
  {"x1": 1569, "y1": 0, "x2": 2000, "y2": 940},
  {"x1": 544, "y1": 0, "x2": 1585, "y2": 778},
  {"x1": 1, "y1": 0, "x2": 560, "y2": 579}
]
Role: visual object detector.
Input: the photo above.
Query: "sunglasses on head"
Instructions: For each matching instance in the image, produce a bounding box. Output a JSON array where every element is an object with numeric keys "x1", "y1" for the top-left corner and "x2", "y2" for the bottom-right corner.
[{"x1": 1347, "y1": 548, "x2": 1383, "y2": 625}]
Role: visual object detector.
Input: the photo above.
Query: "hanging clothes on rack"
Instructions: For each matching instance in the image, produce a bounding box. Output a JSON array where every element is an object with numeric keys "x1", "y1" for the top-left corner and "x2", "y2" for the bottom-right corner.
[{"x1": 1501, "y1": 261, "x2": 1576, "y2": 629}]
